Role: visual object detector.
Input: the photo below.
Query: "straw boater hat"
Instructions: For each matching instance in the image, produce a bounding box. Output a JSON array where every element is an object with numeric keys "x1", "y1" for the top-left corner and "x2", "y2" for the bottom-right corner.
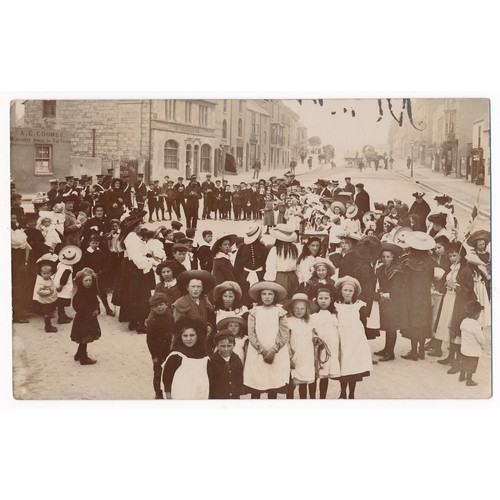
[
  {"x1": 243, "y1": 223, "x2": 262, "y2": 244},
  {"x1": 248, "y1": 281, "x2": 287, "y2": 302},
  {"x1": 467, "y1": 230, "x2": 490, "y2": 247},
  {"x1": 216, "y1": 315, "x2": 247, "y2": 331},
  {"x1": 381, "y1": 241, "x2": 404, "y2": 258},
  {"x1": 177, "y1": 270, "x2": 216, "y2": 294},
  {"x1": 58, "y1": 245, "x2": 82, "y2": 266},
  {"x1": 330, "y1": 201, "x2": 346, "y2": 214},
  {"x1": 211, "y1": 233, "x2": 237, "y2": 253},
  {"x1": 283, "y1": 293, "x2": 319, "y2": 314},
  {"x1": 36, "y1": 253, "x2": 58, "y2": 276},
  {"x1": 335, "y1": 276, "x2": 362, "y2": 296},
  {"x1": 310, "y1": 257, "x2": 336, "y2": 274},
  {"x1": 270, "y1": 224, "x2": 297, "y2": 243},
  {"x1": 213, "y1": 281, "x2": 242, "y2": 302},
  {"x1": 354, "y1": 236, "x2": 383, "y2": 261},
  {"x1": 391, "y1": 226, "x2": 413, "y2": 248},
  {"x1": 345, "y1": 205, "x2": 359, "y2": 219},
  {"x1": 405, "y1": 231, "x2": 436, "y2": 251}
]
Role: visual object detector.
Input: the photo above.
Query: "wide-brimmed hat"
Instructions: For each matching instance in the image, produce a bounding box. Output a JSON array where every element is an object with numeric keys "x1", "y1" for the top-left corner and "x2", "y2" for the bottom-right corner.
[
  {"x1": 391, "y1": 226, "x2": 413, "y2": 248},
  {"x1": 339, "y1": 231, "x2": 362, "y2": 243},
  {"x1": 243, "y1": 223, "x2": 262, "y2": 244},
  {"x1": 405, "y1": 231, "x2": 436, "y2": 251},
  {"x1": 32, "y1": 192, "x2": 49, "y2": 205},
  {"x1": 447, "y1": 241, "x2": 467, "y2": 257},
  {"x1": 58, "y1": 245, "x2": 82, "y2": 266},
  {"x1": 153, "y1": 225, "x2": 167, "y2": 240},
  {"x1": 270, "y1": 224, "x2": 297, "y2": 243},
  {"x1": 428, "y1": 213, "x2": 447, "y2": 226},
  {"x1": 213, "y1": 281, "x2": 242, "y2": 302},
  {"x1": 120, "y1": 209, "x2": 147, "y2": 232},
  {"x1": 335, "y1": 276, "x2": 361, "y2": 296},
  {"x1": 283, "y1": 293, "x2": 319, "y2": 314},
  {"x1": 73, "y1": 267, "x2": 96, "y2": 287},
  {"x1": 310, "y1": 257, "x2": 335, "y2": 274},
  {"x1": 355, "y1": 235, "x2": 383, "y2": 261},
  {"x1": 212, "y1": 233, "x2": 237, "y2": 253},
  {"x1": 330, "y1": 201, "x2": 346, "y2": 214},
  {"x1": 156, "y1": 260, "x2": 180, "y2": 278},
  {"x1": 177, "y1": 270, "x2": 216, "y2": 294},
  {"x1": 248, "y1": 281, "x2": 287, "y2": 302},
  {"x1": 467, "y1": 230, "x2": 490, "y2": 247},
  {"x1": 381, "y1": 241, "x2": 404, "y2": 258},
  {"x1": 412, "y1": 192, "x2": 425, "y2": 198},
  {"x1": 434, "y1": 193, "x2": 452, "y2": 203},
  {"x1": 345, "y1": 205, "x2": 359, "y2": 219},
  {"x1": 36, "y1": 253, "x2": 58, "y2": 276},
  {"x1": 383, "y1": 216, "x2": 399, "y2": 227},
  {"x1": 362, "y1": 211, "x2": 380, "y2": 226},
  {"x1": 216, "y1": 315, "x2": 247, "y2": 331}
]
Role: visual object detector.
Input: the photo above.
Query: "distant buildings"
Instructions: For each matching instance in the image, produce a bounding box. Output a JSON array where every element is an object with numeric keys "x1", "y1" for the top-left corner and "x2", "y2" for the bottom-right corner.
[
  {"x1": 12, "y1": 99, "x2": 307, "y2": 194},
  {"x1": 387, "y1": 98, "x2": 490, "y2": 184}
]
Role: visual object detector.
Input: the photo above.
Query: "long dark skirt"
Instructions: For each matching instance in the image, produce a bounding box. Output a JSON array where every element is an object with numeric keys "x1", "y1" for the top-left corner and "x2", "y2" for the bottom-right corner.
[
  {"x1": 70, "y1": 312, "x2": 101, "y2": 344},
  {"x1": 112, "y1": 257, "x2": 152, "y2": 324},
  {"x1": 401, "y1": 325, "x2": 432, "y2": 342}
]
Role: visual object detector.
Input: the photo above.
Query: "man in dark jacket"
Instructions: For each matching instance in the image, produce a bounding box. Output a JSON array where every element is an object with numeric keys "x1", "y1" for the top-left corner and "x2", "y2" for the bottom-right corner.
[
  {"x1": 201, "y1": 174, "x2": 216, "y2": 219},
  {"x1": 133, "y1": 173, "x2": 147, "y2": 210},
  {"x1": 344, "y1": 177, "x2": 355, "y2": 195},
  {"x1": 184, "y1": 175, "x2": 202, "y2": 229},
  {"x1": 354, "y1": 183, "x2": 370, "y2": 217}
]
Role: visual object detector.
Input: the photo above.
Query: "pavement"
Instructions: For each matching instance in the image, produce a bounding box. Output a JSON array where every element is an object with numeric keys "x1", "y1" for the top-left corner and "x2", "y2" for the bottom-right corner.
[{"x1": 392, "y1": 161, "x2": 490, "y2": 219}]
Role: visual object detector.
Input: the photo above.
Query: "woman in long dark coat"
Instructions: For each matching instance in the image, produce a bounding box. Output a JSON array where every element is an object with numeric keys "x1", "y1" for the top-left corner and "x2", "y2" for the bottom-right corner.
[
  {"x1": 399, "y1": 232, "x2": 436, "y2": 361},
  {"x1": 374, "y1": 242, "x2": 408, "y2": 361},
  {"x1": 106, "y1": 179, "x2": 127, "y2": 221}
]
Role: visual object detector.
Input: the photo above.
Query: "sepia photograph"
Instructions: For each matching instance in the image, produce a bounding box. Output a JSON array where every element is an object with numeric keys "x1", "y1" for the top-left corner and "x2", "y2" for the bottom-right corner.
[{"x1": 9, "y1": 97, "x2": 491, "y2": 400}]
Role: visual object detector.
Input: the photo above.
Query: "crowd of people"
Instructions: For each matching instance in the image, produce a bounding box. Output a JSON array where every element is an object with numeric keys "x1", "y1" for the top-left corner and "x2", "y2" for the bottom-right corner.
[{"x1": 10, "y1": 168, "x2": 491, "y2": 398}]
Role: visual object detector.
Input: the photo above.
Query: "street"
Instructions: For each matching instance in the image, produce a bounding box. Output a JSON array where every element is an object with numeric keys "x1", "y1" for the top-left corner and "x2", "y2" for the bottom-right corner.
[{"x1": 13, "y1": 159, "x2": 492, "y2": 400}]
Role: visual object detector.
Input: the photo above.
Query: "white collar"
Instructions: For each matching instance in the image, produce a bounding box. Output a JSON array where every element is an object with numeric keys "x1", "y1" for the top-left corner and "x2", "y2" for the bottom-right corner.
[
  {"x1": 215, "y1": 251, "x2": 231, "y2": 260},
  {"x1": 87, "y1": 246, "x2": 95, "y2": 253},
  {"x1": 165, "y1": 279, "x2": 177, "y2": 289}
]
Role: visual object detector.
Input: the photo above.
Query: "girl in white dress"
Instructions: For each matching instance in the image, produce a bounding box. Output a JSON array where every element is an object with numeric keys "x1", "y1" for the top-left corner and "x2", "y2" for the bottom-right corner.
[
  {"x1": 243, "y1": 282, "x2": 290, "y2": 399},
  {"x1": 163, "y1": 317, "x2": 210, "y2": 400},
  {"x1": 284, "y1": 293, "x2": 318, "y2": 399},
  {"x1": 335, "y1": 276, "x2": 372, "y2": 399},
  {"x1": 309, "y1": 284, "x2": 340, "y2": 399}
]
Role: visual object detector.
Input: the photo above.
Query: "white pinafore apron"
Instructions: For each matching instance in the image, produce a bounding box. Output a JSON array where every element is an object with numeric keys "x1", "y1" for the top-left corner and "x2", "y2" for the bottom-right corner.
[
  {"x1": 167, "y1": 352, "x2": 210, "y2": 400},
  {"x1": 243, "y1": 306, "x2": 290, "y2": 391}
]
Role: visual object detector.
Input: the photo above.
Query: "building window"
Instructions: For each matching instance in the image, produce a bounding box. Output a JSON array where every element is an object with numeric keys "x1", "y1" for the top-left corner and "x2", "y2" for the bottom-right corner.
[
  {"x1": 166, "y1": 100, "x2": 177, "y2": 121},
  {"x1": 223, "y1": 100, "x2": 228, "y2": 113},
  {"x1": 185, "y1": 101, "x2": 192, "y2": 123},
  {"x1": 199, "y1": 105, "x2": 208, "y2": 126},
  {"x1": 222, "y1": 119, "x2": 227, "y2": 139},
  {"x1": 42, "y1": 100, "x2": 56, "y2": 118},
  {"x1": 34, "y1": 144, "x2": 52, "y2": 174},
  {"x1": 238, "y1": 118, "x2": 243, "y2": 137},
  {"x1": 201, "y1": 144, "x2": 211, "y2": 172},
  {"x1": 164, "y1": 140, "x2": 179, "y2": 169},
  {"x1": 263, "y1": 131, "x2": 267, "y2": 144},
  {"x1": 239, "y1": 100, "x2": 243, "y2": 114}
]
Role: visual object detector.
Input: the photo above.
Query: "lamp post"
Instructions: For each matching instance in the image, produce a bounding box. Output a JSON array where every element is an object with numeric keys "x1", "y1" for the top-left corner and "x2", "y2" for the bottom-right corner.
[{"x1": 410, "y1": 141, "x2": 414, "y2": 178}]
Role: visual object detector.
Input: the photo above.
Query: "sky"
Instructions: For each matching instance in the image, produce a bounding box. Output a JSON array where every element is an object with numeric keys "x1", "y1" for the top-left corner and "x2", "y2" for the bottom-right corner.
[{"x1": 286, "y1": 98, "x2": 394, "y2": 158}]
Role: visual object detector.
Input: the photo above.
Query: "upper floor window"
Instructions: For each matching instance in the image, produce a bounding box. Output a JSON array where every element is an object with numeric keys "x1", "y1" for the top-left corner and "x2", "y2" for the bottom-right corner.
[
  {"x1": 185, "y1": 101, "x2": 192, "y2": 123},
  {"x1": 238, "y1": 118, "x2": 243, "y2": 137},
  {"x1": 199, "y1": 105, "x2": 208, "y2": 126},
  {"x1": 223, "y1": 100, "x2": 228, "y2": 113},
  {"x1": 239, "y1": 100, "x2": 243, "y2": 114},
  {"x1": 166, "y1": 100, "x2": 177, "y2": 121},
  {"x1": 42, "y1": 100, "x2": 56, "y2": 118},
  {"x1": 222, "y1": 119, "x2": 227, "y2": 139}
]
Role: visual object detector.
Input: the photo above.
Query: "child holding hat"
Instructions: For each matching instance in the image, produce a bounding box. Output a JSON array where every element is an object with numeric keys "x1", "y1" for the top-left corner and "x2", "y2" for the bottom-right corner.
[
  {"x1": 335, "y1": 276, "x2": 372, "y2": 399},
  {"x1": 244, "y1": 281, "x2": 290, "y2": 399},
  {"x1": 284, "y1": 293, "x2": 318, "y2": 399}
]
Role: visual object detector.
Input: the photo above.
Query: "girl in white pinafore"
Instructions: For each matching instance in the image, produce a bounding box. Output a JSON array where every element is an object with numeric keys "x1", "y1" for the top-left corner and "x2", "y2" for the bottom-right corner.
[
  {"x1": 163, "y1": 317, "x2": 210, "y2": 400},
  {"x1": 335, "y1": 276, "x2": 372, "y2": 399},
  {"x1": 244, "y1": 282, "x2": 290, "y2": 399},
  {"x1": 309, "y1": 284, "x2": 340, "y2": 399},
  {"x1": 284, "y1": 293, "x2": 318, "y2": 399}
]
